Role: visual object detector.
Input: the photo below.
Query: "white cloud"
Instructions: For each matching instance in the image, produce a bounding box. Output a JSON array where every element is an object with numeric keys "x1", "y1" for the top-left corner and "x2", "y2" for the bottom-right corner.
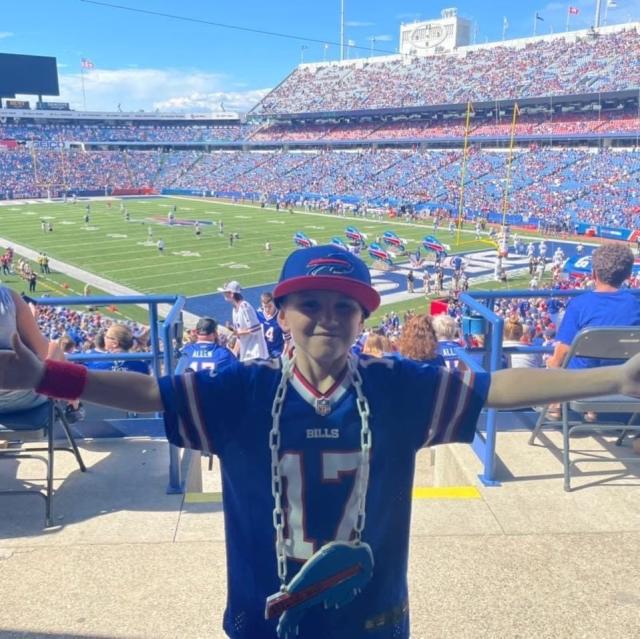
[
  {"x1": 372, "y1": 34, "x2": 393, "y2": 42},
  {"x1": 0, "y1": 31, "x2": 14, "y2": 39},
  {"x1": 54, "y1": 67, "x2": 269, "y2": 114},
  {"x1": 345, "y1": 20, "x2": 375, "y2": 27},
  {"x1": 154, "y1": 89, "x2": 271, "y2": 114}
]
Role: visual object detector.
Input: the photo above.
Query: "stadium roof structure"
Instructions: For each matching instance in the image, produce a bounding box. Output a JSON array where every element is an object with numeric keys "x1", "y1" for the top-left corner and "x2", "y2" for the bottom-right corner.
[{"x1": 0, "y1": 108, "x2": 241, "y2": 123}]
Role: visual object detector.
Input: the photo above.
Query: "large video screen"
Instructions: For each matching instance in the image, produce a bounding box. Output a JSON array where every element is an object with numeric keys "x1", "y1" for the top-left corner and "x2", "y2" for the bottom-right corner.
[{"x1": 0, "y1": 53, "x2": 59, "y2": 96}]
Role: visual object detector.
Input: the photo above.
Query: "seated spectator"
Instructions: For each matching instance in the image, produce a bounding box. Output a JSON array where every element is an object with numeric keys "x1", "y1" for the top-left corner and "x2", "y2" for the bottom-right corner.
[
  {"x1": 502, "y1": 317, "x2": 542, "y2": 369},
  {"x1": 0, "y1": 285, "x2": 62, "y2": 415},
  {"x1": 86, "y1": 323, "x2": 150, "y2": 374},
  {"x1": 396, "y1": 314, "x2": 445, "y2": 366},
  {"x1": 179, "y1": 317, "x2": 237, "y2": 373},
  {"x1": 548, "y1": 244, "x2": 640, "y2": 369},
  {"x1": 361, "y1": 333, "x2": 393, "y2": 358},
  {"x1": 431, "y1": 314, "x2": 464, "y2": 369},
  {"x1": 547, "y1": 243, "x2": 640, "y2": 425}
]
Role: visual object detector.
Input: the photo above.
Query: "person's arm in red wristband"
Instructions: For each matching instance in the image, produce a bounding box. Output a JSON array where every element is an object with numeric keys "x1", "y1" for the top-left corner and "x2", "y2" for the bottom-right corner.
[{"x1": 0, "y1": 333, "x2": 163, "y2": 413}]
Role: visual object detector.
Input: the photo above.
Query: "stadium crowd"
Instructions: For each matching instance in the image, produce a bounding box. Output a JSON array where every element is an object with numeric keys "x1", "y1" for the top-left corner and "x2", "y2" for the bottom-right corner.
[
  {"x1": 249, "y1": 109, "x2": 640, "y2": 143},
  {"x1": 2, "y1": 147, "x2": 639, "y2": 230},
  {"x1": 253, "y1": 28, "x2": 640, "y2": 114}
]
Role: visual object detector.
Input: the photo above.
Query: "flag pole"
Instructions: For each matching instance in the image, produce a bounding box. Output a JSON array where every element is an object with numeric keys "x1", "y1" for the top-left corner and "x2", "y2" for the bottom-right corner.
[
  {"x1": 533, "y1": 13, "x2": 538, "y2": 37},
  {"x1": 566, "y1": 9, "x2": 570, "y2": 32},
  {"x1": 80, "y1": 62, "x2": 87, "y2": 111}
]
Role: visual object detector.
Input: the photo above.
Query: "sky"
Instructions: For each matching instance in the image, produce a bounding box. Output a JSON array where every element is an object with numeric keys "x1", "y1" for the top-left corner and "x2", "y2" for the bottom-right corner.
[{"x1": 1, "y1": 0, "x2": 639, "y2": 114}]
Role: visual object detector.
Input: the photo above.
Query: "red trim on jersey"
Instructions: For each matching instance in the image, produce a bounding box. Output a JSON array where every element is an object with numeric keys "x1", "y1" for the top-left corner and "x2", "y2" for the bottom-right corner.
[{"x1": 292, "y1": 364, "x2": 349, "y2": 399}]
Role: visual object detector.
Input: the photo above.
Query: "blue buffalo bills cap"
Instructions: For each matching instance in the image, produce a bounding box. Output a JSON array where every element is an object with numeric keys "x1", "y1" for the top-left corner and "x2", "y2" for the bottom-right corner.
[{"x1": 273, "y1": 245, "x2": 380, "y2": 315}]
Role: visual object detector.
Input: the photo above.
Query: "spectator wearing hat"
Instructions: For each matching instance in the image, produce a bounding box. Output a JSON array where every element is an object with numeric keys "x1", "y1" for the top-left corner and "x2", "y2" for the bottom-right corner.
[
  {"x1": 218, "y1": 281, "x2": 268, "y2": 361},
  {"x1": 180, "y1": 317, "x2": 237, "y2": 373}
]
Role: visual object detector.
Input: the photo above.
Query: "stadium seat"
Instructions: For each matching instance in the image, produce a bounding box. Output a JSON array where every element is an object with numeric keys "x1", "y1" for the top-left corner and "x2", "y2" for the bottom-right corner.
[
  {"x1": 528, "y1": 327, "x2": 640, "y2": 491},
  {"x1": 0, "y1": 400, "x2": 86, "y2": 527}
]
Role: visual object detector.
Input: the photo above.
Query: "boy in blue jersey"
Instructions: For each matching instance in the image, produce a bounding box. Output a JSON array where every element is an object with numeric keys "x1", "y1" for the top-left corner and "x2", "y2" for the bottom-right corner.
[
  {"x1": 3, "y1": 246, "x2": 640, "y2": 639},
  {"x1": 257, "y1": 291, "x2": 287, "y2": 358},
  {"x1": 178, "y1": 317, "x2": 237, "y2": 373}
]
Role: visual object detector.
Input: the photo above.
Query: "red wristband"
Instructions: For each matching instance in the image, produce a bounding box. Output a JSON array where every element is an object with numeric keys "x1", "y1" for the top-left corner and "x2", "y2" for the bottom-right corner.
[{"x1": 35, "y1": 359, "x2": 88, "y2": 400}]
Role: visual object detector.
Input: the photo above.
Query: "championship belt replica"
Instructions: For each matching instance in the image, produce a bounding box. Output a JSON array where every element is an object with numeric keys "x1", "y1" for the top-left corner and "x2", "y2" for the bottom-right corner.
[{"x1": 265, "y1": 354, "x2": 374, "y2": 638}]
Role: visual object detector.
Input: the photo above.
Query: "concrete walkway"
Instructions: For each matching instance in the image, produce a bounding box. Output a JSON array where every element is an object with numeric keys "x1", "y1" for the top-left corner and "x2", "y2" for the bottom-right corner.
[{"x1": 1, "y1": 425, "x2": 639, "y2": 639}]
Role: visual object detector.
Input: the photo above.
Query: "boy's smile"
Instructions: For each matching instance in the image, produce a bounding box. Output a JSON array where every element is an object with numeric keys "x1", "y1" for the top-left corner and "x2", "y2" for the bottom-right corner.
[{"x1": 279, "y1": 290, "x2": 364, "y2": 369}]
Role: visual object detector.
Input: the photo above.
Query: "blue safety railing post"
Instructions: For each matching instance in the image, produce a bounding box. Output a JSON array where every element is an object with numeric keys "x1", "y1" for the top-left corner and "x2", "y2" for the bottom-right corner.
[
  {"x1": 33, "y1": 293, "x2": 186, "y2": 493},
  {"x1": 161, "y1": 296, "x2": 187, "y2": 494}
]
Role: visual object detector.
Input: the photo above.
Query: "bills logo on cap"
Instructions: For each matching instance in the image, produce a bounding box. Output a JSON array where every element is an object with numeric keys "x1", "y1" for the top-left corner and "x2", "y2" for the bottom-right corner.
[{"x1": 306, "y1": 257, "x2": 354, "y2": 277}]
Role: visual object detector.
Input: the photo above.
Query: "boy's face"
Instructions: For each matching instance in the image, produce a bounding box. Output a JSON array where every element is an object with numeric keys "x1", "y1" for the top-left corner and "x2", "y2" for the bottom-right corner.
[
  {"x1": 261, "y1": 298, "x2": 277, "y2": 315},
  {"x1": 278, "y1": 290, "x2": 364, "y2": 366}
]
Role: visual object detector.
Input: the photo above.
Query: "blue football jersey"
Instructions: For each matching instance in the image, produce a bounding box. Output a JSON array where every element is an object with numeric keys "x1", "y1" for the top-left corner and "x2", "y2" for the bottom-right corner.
[
  {"x1": 179, "y1": 341, "x2": 237, "y2": 373},
  {"x1": 159, "y1": 353, "x2": 489, "y2": 639},
  {"x1": 257, "y1": 308, "x2": 285, "y2": 357},
  {"x1": 436, "y1": 340, "x2": 464, "y2": 369}
]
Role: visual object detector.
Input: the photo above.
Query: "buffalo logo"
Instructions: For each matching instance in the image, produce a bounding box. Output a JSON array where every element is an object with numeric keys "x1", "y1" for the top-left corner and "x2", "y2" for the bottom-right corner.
[{"x1": 306, "y1": 256, "x2": 354, "y2": 277}]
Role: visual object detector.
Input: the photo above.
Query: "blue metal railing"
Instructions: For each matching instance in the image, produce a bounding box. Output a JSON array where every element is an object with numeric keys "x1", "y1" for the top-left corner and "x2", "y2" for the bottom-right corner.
[
  {"x1": 33, "y1": 294, "x2": 187, "y2": 492},
  {"x1": 458, "y1": 287, "x2": 640, "y2": 485}
]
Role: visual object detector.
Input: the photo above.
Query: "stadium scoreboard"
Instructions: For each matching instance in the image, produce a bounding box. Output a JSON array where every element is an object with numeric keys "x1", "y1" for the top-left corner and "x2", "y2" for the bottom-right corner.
[
  {"x1": 400, "y1": 8, "x2": 471, "y2": 56},
  {"x1": 0, "y1": 53, "x2": 59, "y2": 97}
]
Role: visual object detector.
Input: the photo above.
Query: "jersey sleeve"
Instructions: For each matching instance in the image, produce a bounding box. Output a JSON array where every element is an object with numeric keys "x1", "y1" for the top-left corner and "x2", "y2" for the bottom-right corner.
[
  {"x1": 159, "y1": 366, "x2": 244, "y2": 456},
  {"x1": 396, "y1": 359, "x2": 490, "y2": 450},
  {"x1": 239, "y1": 302, "x2": 261, "y2": 332}
]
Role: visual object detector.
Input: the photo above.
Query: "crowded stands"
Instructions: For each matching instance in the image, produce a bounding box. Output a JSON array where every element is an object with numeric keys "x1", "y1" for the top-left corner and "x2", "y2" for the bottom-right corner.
[
  {"x1": 2, "y1": 146, "x2": 639, "y2": 230},
  {"x1": 252, "y1": 28, "x2": 640, "y2": 115}
]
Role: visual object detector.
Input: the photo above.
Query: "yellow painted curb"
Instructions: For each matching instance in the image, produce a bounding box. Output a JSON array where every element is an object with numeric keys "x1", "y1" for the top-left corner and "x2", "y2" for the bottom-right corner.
[
  {"x1": 185, "y1": 487, "x2": 481, "y2": 504},
  {"x1": 412, "y1": 486, "x2": 481, "y2": 500},
  {"x1": 185, "y1": 491, "x2": 222, "y2": 504}
]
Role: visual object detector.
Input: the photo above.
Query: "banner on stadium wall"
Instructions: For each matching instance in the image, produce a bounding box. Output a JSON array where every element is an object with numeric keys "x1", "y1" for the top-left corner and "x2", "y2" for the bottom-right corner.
[
  {"x1": 563, "y1": 255, "x2": 640, "y2": 278},
  {"x1": 5, "y1": 99, "x2": 30, "y2": 109},
  {"x1": 112, "y1": 188, "x2": 156, "y2": 196},
  {"x1": 574, "y1": 222, "x2": 632, "y2": 241},
  {"x1": 36, "y1": 101, "x2": 70, "y2": 111},
  {"x1": 0, "y1": 139, "x2": 18, "y2": 150}
]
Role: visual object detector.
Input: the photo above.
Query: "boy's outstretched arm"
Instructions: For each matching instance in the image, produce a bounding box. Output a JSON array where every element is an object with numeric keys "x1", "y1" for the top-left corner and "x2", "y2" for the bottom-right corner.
[
  {"x1": 0, "y1": 333, "x2": 163, "y2": 413},
  {"x1": 486, "y1": 352, "x2": 640, "y2": 409}
]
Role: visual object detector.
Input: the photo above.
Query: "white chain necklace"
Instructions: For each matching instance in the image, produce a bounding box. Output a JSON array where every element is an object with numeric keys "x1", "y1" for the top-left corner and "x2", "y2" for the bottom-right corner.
[{"x1": 267, "y1": 351, "x2": 373, "y2": 634}]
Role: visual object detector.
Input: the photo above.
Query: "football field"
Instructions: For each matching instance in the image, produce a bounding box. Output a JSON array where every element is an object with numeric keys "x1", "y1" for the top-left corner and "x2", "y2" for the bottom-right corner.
[
  {"x1": 0, "y1": 196, "x2": 560, "y2": 323},
  {"x1": 0, "y1": 196, "x2": 487, "y2": 293}
]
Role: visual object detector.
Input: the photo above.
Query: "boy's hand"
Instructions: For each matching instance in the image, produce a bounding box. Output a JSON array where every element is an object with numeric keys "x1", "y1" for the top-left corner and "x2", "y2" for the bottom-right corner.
[
  {"x1": 618, "y1": 352, "x2": 640, "y2": 397},
  {"x1": 0, "y1": 333, "x2": 46, "y2": 391}
]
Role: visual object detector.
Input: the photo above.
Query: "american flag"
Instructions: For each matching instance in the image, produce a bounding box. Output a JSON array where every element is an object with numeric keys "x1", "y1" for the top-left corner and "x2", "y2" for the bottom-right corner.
[
  {"x1": 81, "y1": 58, "x2": 95, "y2": 69},
  {"x1": 568, "y1": 6, "x2": 580, "y2": 15}
]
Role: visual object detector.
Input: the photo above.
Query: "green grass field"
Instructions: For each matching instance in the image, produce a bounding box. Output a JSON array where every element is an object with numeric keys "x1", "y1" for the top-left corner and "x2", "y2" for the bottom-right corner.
[{"x1": 0, "y1": 196, "x2": 545, "y2": 324}]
